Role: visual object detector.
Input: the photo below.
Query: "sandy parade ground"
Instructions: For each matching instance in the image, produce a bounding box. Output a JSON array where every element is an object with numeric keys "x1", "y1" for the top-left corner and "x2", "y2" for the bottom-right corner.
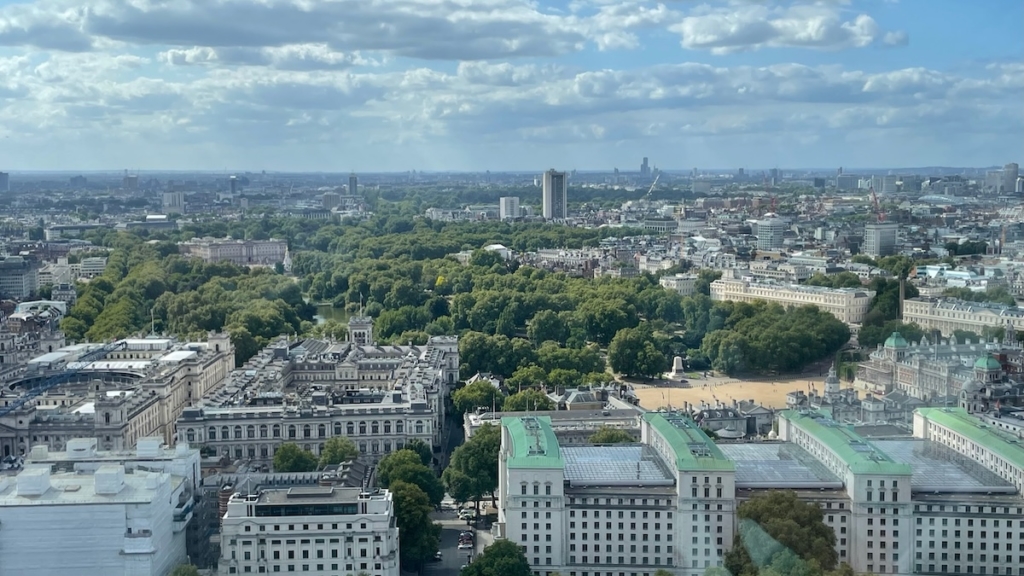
[{"x1": 631, "y1": 372, "x2": 837, "y2": 411}]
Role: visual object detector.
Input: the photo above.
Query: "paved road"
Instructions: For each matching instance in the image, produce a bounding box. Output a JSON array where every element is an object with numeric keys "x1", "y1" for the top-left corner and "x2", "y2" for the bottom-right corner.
[{"x1": 423, "y1": 511, "x2": 477, "y2": 576}]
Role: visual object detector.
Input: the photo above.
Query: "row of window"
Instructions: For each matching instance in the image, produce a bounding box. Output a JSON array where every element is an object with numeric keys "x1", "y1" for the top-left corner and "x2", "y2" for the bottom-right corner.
[
  {"x1": 916, "y1": 564, "x2": 1022, "y2": 575},
  {"x1": 196, "y1": 420, "x2": 422, "y2": 441},
  {"x1": 226, "y1": 562, "x2": 380, "y2": 573},
  {"x1": 917, "y1": 552, "x2": 1022, "y2": 563},
  {"x1": 567, "y1": 556, "x2": 671, "y2": 567}
]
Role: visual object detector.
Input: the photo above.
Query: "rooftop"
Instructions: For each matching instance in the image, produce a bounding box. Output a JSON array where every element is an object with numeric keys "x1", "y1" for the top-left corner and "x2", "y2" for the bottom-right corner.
[
  {"x1": 0, "y1": 469, "x2": 177, "y2": 506},
  {"x1": 916, "y1": 407, "x2": 1024, "y2": 471},
  {"x1": 562, "y1": 445, "x2": 674, "y2": 487},
  {"x1": 502, "y1": 416, "x2": 564, "y2": 470},
  {"x1": 643, "y1": 412, "x2": 734, "y2": 472},
  {"x1": 873, "y1": 439, "x2": 1016, "y2": 494},
  {"x1": 781, "y1": 409, "x2": 912, "y2": 476},
  {"x1": 718, "y1": 443, "x2": 843, "y2": 489}
]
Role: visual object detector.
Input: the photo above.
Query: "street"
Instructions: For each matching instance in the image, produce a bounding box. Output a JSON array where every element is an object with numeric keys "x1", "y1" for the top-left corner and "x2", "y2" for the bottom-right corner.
[{"x1": 422, "y1": 509, "x2": 493, "y2": 576}]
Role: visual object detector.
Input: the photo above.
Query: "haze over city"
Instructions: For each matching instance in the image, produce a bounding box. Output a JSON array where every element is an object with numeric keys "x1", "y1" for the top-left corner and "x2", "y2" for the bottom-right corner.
[{"x1": 0, "y1": 0, "x2": 1021, "y2": 171}]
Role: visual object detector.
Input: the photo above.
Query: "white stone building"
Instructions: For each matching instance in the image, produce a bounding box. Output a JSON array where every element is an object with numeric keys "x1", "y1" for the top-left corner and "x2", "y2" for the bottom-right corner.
[
  {"x1": 0, "y1": 463, "x2": 188, "y2": 576},
  {"x1": 903, "y1": 297, "x2": 1024, "y2": 337},
  {"x1": 659, "y1": 273, "x2": 698, "y2": 297},
  {"x1": 710, "y1": 278, "x2": 875, "y2": 324},
  {"x1": 178, "y1": 237, "x2": 289, "y2": 266},
  {"x1": 218, "y1": 486, "x2": 399, "y2": 576}
]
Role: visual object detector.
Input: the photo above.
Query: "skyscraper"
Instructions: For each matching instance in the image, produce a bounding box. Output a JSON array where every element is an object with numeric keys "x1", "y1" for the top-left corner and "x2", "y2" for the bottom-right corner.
[
  {"x1": 499, "y1": 196, "x2": 520, "y2": 220},
  {"x1": 1004, "y1": 163, "x2": 1019, "y2": 194},
  {"x1": 229, "y1": 175, "x2": 238, "y2": 195},
  {"x1": 0, "y1": 172, "x2": 8, "y2": 192},
  {"x1": 348, "y1": 173, "x2": 358, "y2": 196},
  {"x1": 542, "y1": 169, "x2": 567, "y2": 220},
  {"x1": 640, "y1": 157, "x2": 650, "y2": 177}
]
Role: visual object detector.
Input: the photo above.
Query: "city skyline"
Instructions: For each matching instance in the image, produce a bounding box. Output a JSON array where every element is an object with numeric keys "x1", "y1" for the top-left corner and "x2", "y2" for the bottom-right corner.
[{"x1": 0, "y1": 0, "x2": 1021, "y2": 171}]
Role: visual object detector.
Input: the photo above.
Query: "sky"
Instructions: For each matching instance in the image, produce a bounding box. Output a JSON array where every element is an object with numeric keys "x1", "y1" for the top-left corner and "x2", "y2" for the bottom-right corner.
[{"x1": 0, "y1": 0, "x2": 1021, "y2": 172}]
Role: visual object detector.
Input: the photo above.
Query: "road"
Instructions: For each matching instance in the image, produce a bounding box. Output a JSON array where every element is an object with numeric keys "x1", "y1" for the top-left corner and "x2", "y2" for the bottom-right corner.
[{"x1": 423, "y1": 510, "x2": 477, "y2": 576}]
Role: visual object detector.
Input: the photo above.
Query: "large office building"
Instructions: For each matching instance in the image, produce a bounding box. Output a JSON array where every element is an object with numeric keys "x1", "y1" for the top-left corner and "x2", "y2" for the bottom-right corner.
[
  {"x1": 500, "y1": 196, "x2": 521, "y2": 220},
  {"x1": 178, "y1": 236, "x2": 289, "y2": 266},
  {"x1": 218, "y1": 486, "x2": 399, "y2": 576},
  {"x1": 175, "y1": 317, "x2": 458, "y2": 464},
  {"x1": 349, "y1": 173, "x2": 358, "y2": 196},
  {"x1": 1005, "y1": 163, "x2": 1020, "y2": 195},
  {"x1": 0, "y1": 463, "x2": 188, "y2": 576},
  {"x1": 710, "y1": 278, "x2": 876, "y2": 324},
  {"x1": 903, "y1": 297, "x2": 1024, "y2": 337},
  {"x1": 0, "y1": 255, "x2": 40, "y2": 299},
  {"x1": 863, "y1": 222, "x2": 899, "y2": 258},
  {"x1": 498, "y1": 408, "x2": 1024, "y2": 576},
  {"x1": 755, "y1": 217, "x2": 786, "y2": 250},
  {"x1": 542, "y1": 169, "x2": 568, "y2": 220}
]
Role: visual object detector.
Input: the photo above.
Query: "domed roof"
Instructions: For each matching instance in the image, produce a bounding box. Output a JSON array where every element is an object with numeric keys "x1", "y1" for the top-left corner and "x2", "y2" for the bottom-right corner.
[
  {"x1": 974, "y1": 355, "x2": 1002, "y2": 371},
  {"x1": 962, "y1": 379, "x2": 984, "y2": 395},
  {"x1": 884, "y1": 332, "x2": 909, "y2": 349}
]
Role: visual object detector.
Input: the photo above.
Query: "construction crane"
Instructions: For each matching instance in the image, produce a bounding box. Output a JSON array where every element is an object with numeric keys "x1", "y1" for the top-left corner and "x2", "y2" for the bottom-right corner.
[
  {"x1": 870, "y1": 187, "x2": 885, "y2": 222},
  {"x1": 642, "y1": 173, "x2": 661, "y2": 202},
  {"x1": 0, "y1": 340, "x2": 127, "y2": 419}
]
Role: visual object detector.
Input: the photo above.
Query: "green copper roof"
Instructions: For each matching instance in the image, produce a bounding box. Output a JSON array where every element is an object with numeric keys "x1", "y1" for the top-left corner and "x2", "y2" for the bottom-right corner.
[
  {"x1": 884, "y1": 332, "x2": 909, "y2": 348},
  {"x1": 502, "y1": 416, "x2": 564, "y2": 470},
  {"x1": 916, "y1": 408, "x2": 1024, "y2": 470},
  {"x1": 643, "y1": 412, "x2": 735, "y2": 472},
  {"x1": 781, "y1": 410, "x2": 911, "y2": 476},
  {"x1": 974, "y1": 355, "x2": 1002, "y2": 371}
]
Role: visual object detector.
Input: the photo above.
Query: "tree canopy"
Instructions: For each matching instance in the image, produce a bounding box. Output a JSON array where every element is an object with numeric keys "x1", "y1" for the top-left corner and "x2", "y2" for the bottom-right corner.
[
  {"x1": 724, "y1": 491, "x2": 856, "y2": 576},
  {"x1": 608, "y1": 323, "x2": 669, "y2": 378},
  {"x1": 318, "y1": 436, "x2": 359, "y2": 468},
  {"x1": 460, "y1": 539, "x2": 532, "y2": 576},
  {"x1": 453, "y1": 380, "x2": 504, "y2": 415},
  {"x1": 588, "y1": 426, "x2": 635, "y2": 444},
  {"x1": 390, "y1": 480, "x2": 441, "y2": 571},
  {"x1": 443, "y1": 423, "x2": 500, "y2": 505},
  {"x1": 169, "y1": 566, "x2": 201, "y2": 576},
  {"x1": 273, "y1": 443, "x2": 318, "y2": 473},
  {"x1": 376, "y1": 449, "x2": 444, "y2": 507},
  {"x1": 502, "y1": 388, "x2": 556, "y2": 412}
]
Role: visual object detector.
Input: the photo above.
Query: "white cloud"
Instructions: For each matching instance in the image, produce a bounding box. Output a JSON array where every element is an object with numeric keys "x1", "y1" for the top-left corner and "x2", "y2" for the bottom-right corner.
[{"x1": 669, "y1": 3, "x2": 905, "y2": 54}]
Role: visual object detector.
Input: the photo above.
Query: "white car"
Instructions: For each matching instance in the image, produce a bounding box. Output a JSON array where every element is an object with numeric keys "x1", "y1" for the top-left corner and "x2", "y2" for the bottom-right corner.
[{"x1": 458, "y1": 542, "x2": 473, "y2": 550}]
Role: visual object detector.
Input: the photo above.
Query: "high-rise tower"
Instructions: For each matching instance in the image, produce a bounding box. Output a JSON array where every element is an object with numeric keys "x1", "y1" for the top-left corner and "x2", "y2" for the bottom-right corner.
[{"x1": 542, "y1": 169, "x2": 567, "y2": 220}]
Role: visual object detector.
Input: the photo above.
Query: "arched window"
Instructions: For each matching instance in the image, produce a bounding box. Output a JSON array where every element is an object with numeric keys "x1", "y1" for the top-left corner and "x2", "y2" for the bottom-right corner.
[
  {"x1": 371, "y1": 422, "x2": 379, "y2": 434},
  {"x1": 288, "y1": 425, "x2": 297, "y2": 439},
  {"x1": 234, "y1": 426, "x2": 242, "y2": 439},
  {"x1": 259, "y1": 425, "x2": 268, "y2": 438},
  {"x1": 186, "y1": 429, "x2": 195, "y2": 443},
  {"x1": 359, "y1": 422, "x2": 367, "y2": 435},
  {"x1": 396, "y1": 421, "x2": 404, "y2": 434},
  {"x1": 272, "y1": 425, "x2": 281, "y2": 438},
  {"x1": 246, "y1": 425, "x2": 255, "y2": 439},
  {"x1": 347, "y1": 422, "x2": 355, "y2": 435},
  {"x1": 318, "y1": 424, "x2": 326, "y2": 438},
  {"x1": 383, "y1": 440, "x2": 392, "y2": 453},
  {"x1": 384, "y1": 421, "x2": 391, "y2": 434},
  {"x1": 104, "y1": 413, "x2": 111, "y2": 425},
  {"x1": 222, "y1": 426, "x2": 229, "y2": 440},
  {"x1": 359, "y1": 441, "x2": 367, "y2": 453},
  {"x1": 371, "y1": 441, "x2": 379, "y2": 454},
  {"x1": 303, "y1": 425, "x2": 311, "y2": 438},
  {"x1": 208, "y1": 427, "x2": 217, "y2": 440},
  {"x1": 415, "y1": 421, "x2": 424, "y2": 434},
  {"x1": 334, "y1": 423, "x2": 342, "y2": 436}
]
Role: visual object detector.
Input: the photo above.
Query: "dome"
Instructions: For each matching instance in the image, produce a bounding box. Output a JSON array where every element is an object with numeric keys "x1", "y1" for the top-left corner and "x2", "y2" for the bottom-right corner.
[
  {"x1": 884, "y1": 332, "x2": 909, "y2": 349},
  {"x1": 962, "y1": 379, "x2": 984, "y2": 395},
  {"x1": 974, "y1": 355, "x2": 1002, "y2": 371}
]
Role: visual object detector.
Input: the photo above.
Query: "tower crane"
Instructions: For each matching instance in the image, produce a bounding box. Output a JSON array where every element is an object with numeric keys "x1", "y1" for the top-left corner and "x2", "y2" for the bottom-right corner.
[
  {"x1": 642, "y1": 173, "x2": 661, "y2": 202},
  {"x1": 870, "y1": 187, "x2": 885, "y2": 222},
  {"x1": 0, "y1": 340, "x2": 128, "y2": 419}
]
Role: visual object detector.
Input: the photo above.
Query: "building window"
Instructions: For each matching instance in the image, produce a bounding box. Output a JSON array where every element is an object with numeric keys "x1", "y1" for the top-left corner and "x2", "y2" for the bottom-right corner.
[{"x1": 347, "y1": 423, "x2": 355, "y2": 436}]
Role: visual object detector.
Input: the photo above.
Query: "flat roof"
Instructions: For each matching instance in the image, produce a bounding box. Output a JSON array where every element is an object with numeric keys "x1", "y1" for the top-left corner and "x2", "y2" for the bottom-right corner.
[
  {"x1": 502, "y1": 416, "x2": 564, "y2": 470},
  {"x1": 916, "y1": 408, "x2": 1024, "y2": 470},
  {"x1": 644, "y1": 412, "x2": 734, "y2": 472},
  {"x1": 781, "y1": 410, "x2": 911, "y2": 476},
  {"x1": 873, "y1": 439, "x2": 1016, "y2": 494},
  {"x1": 0, "y1": 472, "x2": 179, "y2": 506},
  {"x1": 160, "y1": 350, "x2": 197, "y2": 363},
  {"x1": 718, "y1": 443, "x2": 843, "y2": 489},
  {"x1": 562, "y1": 445, "x2": 674, "y2": 487},
  {"x1": 28, "y1": 352, "x2": 69, "y2": 364}
]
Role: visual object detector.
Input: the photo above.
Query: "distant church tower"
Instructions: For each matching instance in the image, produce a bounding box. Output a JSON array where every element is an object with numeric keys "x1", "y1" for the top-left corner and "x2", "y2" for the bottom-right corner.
[{"x1": 824, "y1": 365, "x2": 841, "y2": 398}]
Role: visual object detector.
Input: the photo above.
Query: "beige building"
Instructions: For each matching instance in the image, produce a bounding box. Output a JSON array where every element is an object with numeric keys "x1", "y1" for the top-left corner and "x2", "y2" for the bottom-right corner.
[
  {"x1": 903, "y1": 297, "x2": 1024, "y2": 337},
  {"x1": 659, "y1": 273, "x2": 698, "y2": 297},
  {"x1": 0, "y1": 334, "x2": 234, "y2": 457},
  {"x1": 178, "y1": 237, "x2": 288, "y2": 266},
  {"x1": 710, "y1": 278, "x2": 875, "y2": 324}
]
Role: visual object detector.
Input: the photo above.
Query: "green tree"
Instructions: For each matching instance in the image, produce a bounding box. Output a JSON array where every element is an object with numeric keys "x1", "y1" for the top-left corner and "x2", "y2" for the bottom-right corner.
[
  {"x1": 405, "y1": 438, "x2": 434, "y2": 467},
  {"x1": 608, "y1": 324, "x2": 668, "y2": 378},
  {"x1": 443, "y1": 423, "x2": 500, "y2": 507},
  {"x1": 588, "y1": 426, "x2": 635, "y2": 444},
  {"x1": 273, "y1": 443, "x2": 319, "y2": 472},
  {"x1": 694, "y1": 269, "x2": 723, "y2": 296},
  {"x1": 318, "y1": 436, "x2": 359, "y2": 468},
  {"x1": 528, "y1": 309, "x2": 569, "y2": 345},
  {"x1": 502, "y1": 388, "x2": 556, "y2": 411},
  {"x1": 391, "y1": 480, "x2": 441, "y2": 570},
  {"x1": 376, "y1": 449, "x2": 444, "y2": 506},
  {"x1": 461, "y1": 539, "x2": 532, "y2": 576},
  {"x1": 452, "y1": 380, "x2": 504, "y2": 415},
  {"x1": 724, "y1": 491, "x2": 838, "y2": 576},
  {"x1": 169, "y1": 566, "x2": 200, "y2": 576},
  {"x1": 506, "y1": 365, "x2": 547, "y2": 392}
]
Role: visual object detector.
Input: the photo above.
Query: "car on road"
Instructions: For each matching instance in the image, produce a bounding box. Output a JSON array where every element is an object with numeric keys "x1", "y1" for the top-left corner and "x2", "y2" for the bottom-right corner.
[
  {"x1": 460, "y1": 531, "x2": 474, "y2": 540},
  {"x1": 432, "y1": 551, "x2": 442, "y2": 561},
  {"x1": 460, "y1": 564, "x2": 469, "y2": 571},
  {"x1": 458, "y1": 541, "x2": 473, "y2": 550}
]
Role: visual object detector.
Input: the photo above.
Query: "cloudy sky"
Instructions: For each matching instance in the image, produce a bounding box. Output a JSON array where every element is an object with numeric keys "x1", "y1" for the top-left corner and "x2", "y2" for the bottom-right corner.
[{"x1": 0, "y1": 0, "x2": 1021, "y2": 172}]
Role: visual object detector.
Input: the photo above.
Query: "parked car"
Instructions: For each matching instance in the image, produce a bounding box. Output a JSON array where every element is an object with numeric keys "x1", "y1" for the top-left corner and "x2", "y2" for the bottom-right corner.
[{"x1": 458, "y1": 542, "x2": 473, "y2": 550}]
